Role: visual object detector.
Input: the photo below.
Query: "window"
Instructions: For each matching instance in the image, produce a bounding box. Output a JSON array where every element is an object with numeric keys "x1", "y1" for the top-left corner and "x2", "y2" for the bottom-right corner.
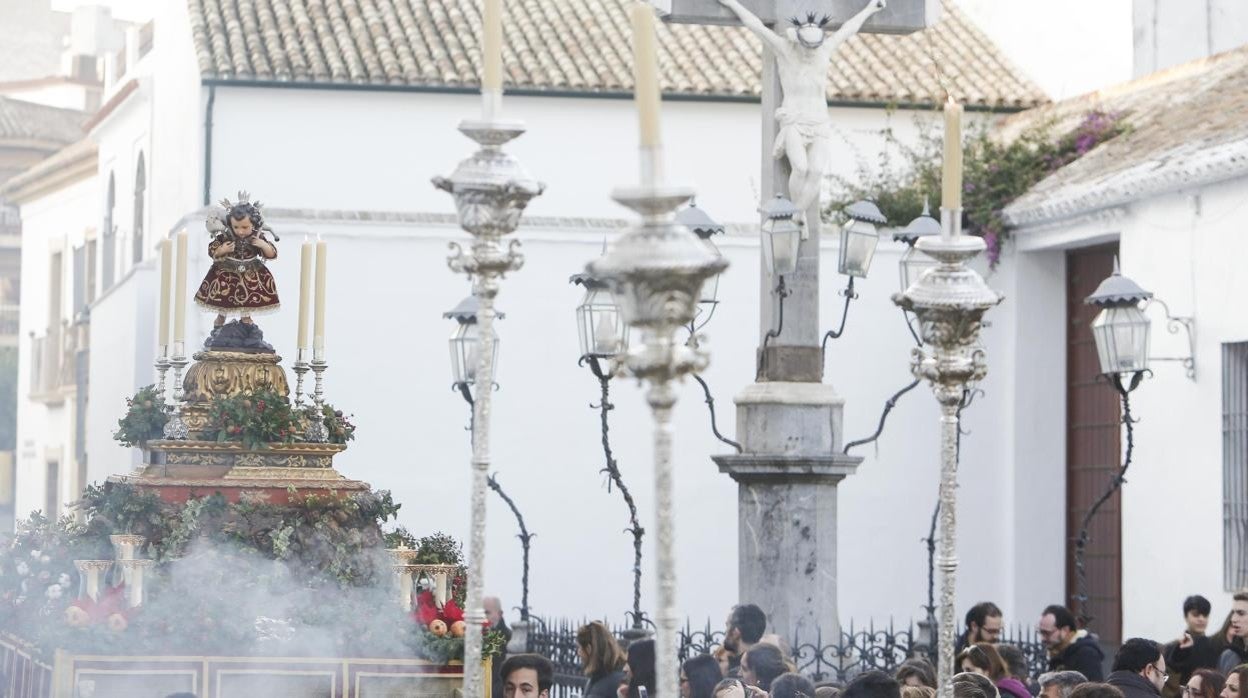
[
  {"x1": 102, "y1": 173, "x2": 115, "y2": 289},
  {"x1": 132, "y1": 154, "x2": 145, "y2": 264},
  {"x1": 1224, "y1": 342, "x2": 1248, "y2": 590},
  {"x1": 72, "y1": 245, "x2": 86, "y2": 319},
  {"x1": 44, "y1": 460, "x2": 59, "y2": 518},
  {"x1": 85, "y1": 239, "x2": 97, "y2": 304}
]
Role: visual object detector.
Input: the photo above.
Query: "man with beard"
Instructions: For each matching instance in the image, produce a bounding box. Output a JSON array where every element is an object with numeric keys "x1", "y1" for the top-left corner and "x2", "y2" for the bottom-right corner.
[
  {"x1": 723, "y1": 604, "x2": 768, "y2": 677},
  {"x1": 958, "y1": 602, "x2": 1004, "y2": 654}
]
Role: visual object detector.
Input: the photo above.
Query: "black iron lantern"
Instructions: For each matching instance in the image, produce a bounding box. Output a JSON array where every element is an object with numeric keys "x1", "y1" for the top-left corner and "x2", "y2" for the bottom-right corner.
[
  {"x1": 571, "y1": 272, "x2": 629, "y2": 359},
  {"x1": 895, "y1": 201, "x2": 941, "y2": 292},
  {"x1": 1085, "y1": 259, "x2": 1152, "y2": 376},
  {"x1": 839, "y1": 200, "x2": 886, "y2": 278},
  {"x1": 444, "y1": 296, "x2": 503, "y2": 386}
]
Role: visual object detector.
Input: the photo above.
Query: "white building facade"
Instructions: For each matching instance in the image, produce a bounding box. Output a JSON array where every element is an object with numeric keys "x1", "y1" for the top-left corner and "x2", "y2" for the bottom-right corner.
[{"x1": 5, "y1": 0, "x2": 1074, "y2": 634}]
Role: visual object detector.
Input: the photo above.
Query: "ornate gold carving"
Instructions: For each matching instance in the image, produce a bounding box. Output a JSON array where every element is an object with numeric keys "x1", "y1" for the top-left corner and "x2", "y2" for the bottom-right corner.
[
  {"x1": 183, "y1": 350, "x2": 290, "y2": 402},
  {"x1": 166, "y1": 452, "x2": 232, "y2": 466},
  {"x1": 223, "y1": 467, "x2": 349, "y2": 481}
]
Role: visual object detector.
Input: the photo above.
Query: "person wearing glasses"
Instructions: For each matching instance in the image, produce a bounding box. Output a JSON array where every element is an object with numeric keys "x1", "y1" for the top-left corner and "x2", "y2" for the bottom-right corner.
[
  {"x1": 1181, "y1": 669, "x2": 1225, "y2": 698},
  {"x1": 958, "y1": 602, "x2": 1004, "y2": 654},
  {"x1": 1107, "y1": 638, "x2": 1168, "y2": 698},
  {"x1": 1039, "y1": 604, "x2": 1106, "y2": 681}
]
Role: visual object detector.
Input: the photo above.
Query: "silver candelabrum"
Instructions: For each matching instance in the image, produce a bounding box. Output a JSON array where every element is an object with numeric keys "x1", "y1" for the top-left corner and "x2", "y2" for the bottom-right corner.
[
  {"x1": 162, "y1": 341, "x2": 190, "y2": 440},
  {"x1": 587, "y1": 170, "x2": 727, "y2": 698},
  {"x1": 304, "y1": 349, "x2": 329, "y2": 443},
  {"x1": 892, "y1": 208, "x2": 1001, "y2": 698},
  {"x1": 433, "y1": 100, "x2": 544, "y2": 698},
  {"x1": 292, "y1": 346, "x2": 310, "y2": 408}
]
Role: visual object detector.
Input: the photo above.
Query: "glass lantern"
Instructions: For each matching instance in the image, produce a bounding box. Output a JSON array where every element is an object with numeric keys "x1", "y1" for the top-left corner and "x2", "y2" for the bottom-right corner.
[
  {"x1": 759, "y1": 194, "x2": 802, "y2": 276},
  {"x1": 444, "y1": 296, "x2": 502, "y2": 386},
  {"x1": 838, "y1": 201, "x2": 886, "y2": 278},
  {"x1": 1090, "y1": 305, "x2": 1151, "y2": 375},
  {"x1": 676, "y1": 202, "x2": 725, "y2": 309},
  {"x1": 1084, "y1": 261, "x2": 1153, "y2": 376},
  {"x1": 572, "y1": 274, "x2": 629, "y2": 358},
  {"x1": 896, "y1": 201, "x2": 942, "y2": 292}
]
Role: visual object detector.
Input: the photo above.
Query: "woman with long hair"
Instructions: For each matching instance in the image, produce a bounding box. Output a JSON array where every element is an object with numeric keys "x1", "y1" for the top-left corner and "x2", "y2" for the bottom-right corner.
[
  {"x1": 683, "y1": 655, "x2": 725, "y2": 698},
  {"x1": 958, "y1": 643, "x2": 1029, "y2": 698},
  {"x1": 619, "y1": 639, "x2": 656, "y2": 698},
  {"x1": 1221, "y1": 665, "x2": 1248, "y2": 698},
  {"x1": 1184, "y1": 669, "x2": 1225, "y2": 698},
  {"x1": 578, "y1": 621, "x2": 627, "y2": 698}
]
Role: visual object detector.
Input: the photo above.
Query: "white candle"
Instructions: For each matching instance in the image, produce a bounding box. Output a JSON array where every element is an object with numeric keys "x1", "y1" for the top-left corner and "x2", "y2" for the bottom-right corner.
[
  {"x1": 85, "y1": 569, "x2": 99, "y2": 602},
  {"x1": 482, "y1": 0, "x2": 503, "y2": 91},
  {"x1": 157, "y1": 240, "x2": 171, "y2": 350},
  {"x1": 399, "y1": 569, "x2": 414, "y2": 611},
  {"x1": 313, "y1": 239, "x2": 327, "y2": 357},
  {"x1": 630, "y1": 3, "x2": 662, "y2": 150},
  {"x1": 297, "y1": 238, "x2": 313, "y2": 350},
  {"x1": 434, "y1": 571, "x2": 449, "y2": 606},
  {"x1": 126, "y1": 565, "x2": 144, "y2": 607},
  {"x1": 942, "y1": 98, "x2": 963, "y2": 211},
  {"x1": 173, "y1": 232, "x2": 188, "y2": 346},
  {"x1": 594, "y1": 313, "x2": 618, "y2": 354}
]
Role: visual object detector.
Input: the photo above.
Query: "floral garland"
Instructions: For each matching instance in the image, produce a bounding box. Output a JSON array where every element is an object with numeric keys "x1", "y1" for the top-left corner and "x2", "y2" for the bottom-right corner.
[
  {"x1": 113, "y1": 386, "x2": 168, "y2": 446},
  {"x1": 825, "y1": 109, "x2": 1130, "y2": 268}
]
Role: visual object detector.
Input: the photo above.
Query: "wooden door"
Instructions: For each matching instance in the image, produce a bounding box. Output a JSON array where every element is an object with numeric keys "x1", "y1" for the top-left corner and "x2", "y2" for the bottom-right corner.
[{"x1": 1065, "y1": 244, "x2": 1122, "y2": 646}]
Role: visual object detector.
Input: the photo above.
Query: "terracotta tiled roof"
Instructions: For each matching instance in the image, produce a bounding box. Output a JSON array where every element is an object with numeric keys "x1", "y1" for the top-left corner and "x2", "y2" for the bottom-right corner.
[
  {"x1": 186, "y1": 0, "x2": 1046, "y2": 109},
  {"x1": 0, "y1": 96, "x2": 86, "y2": 146},
  {"x1": 1002, "y1": 45, "x2": 1248, "y2": 227},
  {"x1": 1, "y1": 138, "x2": 98, "y2": 202}
]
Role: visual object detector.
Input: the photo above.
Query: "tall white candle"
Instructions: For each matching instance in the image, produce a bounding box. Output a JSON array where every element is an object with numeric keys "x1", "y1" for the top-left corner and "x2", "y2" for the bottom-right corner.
[
  {"x1": 157, "y1": 240, "x2": 171, "y2": 350},
  {"x1": 313, "y1": 239, "x2": 327, "y2": 357},
  {"x1": 482, "y1": 0, "x2": 503, "y2": 91},
  {"x1": 630, "y1": 3, "x2": 662, "y2": 150},
  {"x1": 173, "y1": 232, "x2": 188, "y2": 346},
  {"x1": 942, "y1": 98, "x2": 963, "y2": 211},
  {"x1": 297, "y1": 238, "x2": 313, "y2": 350}
]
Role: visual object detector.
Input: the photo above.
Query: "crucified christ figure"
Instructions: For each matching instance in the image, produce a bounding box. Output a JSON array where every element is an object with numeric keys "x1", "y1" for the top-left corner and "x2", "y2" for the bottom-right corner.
[{"x1": 719, "y1": 0, "x2": 886, "y2": 221}]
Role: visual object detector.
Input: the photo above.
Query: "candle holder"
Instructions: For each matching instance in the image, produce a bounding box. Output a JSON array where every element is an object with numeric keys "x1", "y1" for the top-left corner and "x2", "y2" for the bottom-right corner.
[
  {"x1": 162, "y1": 345, "x2": 190, "y2": 440},
  {"x1": 116, "y1": 559, "x2": 154, "y2": 608},
  {"x1": 434, "y1": 105, "x2": 544, "y2": 698},
  {"x1": 109, "y1": 534, "x2": 145, "y2": 562},
  {"x1": 304, "y1": 353, "x2": 329, "y2": 443},
  {"x1": 892, "y1": 206, "x2": 1001, "y2": 698},
  {"x1": 74, "y1": 560, "x2": 113, "y2": 603},
  {"x1": 292, "y1": 347, "x2": 310, "y2": 408},
  {"x1": 154, "y1": 348, "x2": 170, "y2": 400}
]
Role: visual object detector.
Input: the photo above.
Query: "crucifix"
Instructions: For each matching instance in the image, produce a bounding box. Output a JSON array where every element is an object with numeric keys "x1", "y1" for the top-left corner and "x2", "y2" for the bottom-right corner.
[{"x1": 666, "y1": 0, "x2": 939, "y2": 653}]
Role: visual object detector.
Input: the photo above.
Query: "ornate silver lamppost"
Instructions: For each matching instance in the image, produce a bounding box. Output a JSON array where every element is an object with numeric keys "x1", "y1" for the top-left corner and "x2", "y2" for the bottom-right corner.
[
  {"x1": 892, "y1": 208, "x2": 1001, "y2": 698},
  {"x1": 433, "y1": 95, "x2": 544, "y2": 697}
]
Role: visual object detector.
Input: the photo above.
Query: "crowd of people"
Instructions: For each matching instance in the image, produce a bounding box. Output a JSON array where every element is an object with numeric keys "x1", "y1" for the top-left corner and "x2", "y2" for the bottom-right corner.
[{"x1": 495, "y1": 592, "x2": 1248, "y2": 698}]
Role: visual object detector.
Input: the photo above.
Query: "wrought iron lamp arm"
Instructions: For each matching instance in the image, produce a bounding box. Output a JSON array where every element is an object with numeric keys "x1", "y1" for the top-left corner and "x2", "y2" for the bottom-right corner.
[
  {"x1": 486, "y1": 474, "x2": 534, "y2": 622},
  {"x1": 903, "y1": 309, "x2": 923, "y2": 347},
  {"x1": 1073, "y1": 370, "x2": 1145, "y2": 626},
  {"x1": 454, "y1": 382, "x2": 475, "y2": 431},
  {"x1": 691, "y1": 373, "x2": 743, "y2": 453},
  {"x1": 843, "y1": 378, "x2": 923, "y2": 454},
  {"x1": 820, "y1": 277, "x2": 858, "y2": 355},
  {"x1": 756, "y1": 276, "x2": 790, "y2": 378},
  {"x1": 1143, "y1": 297, "x2": 1196, "y2": 380},
  {"x1": 580, "y1": 355, "x2": 646, "y2": 628}
]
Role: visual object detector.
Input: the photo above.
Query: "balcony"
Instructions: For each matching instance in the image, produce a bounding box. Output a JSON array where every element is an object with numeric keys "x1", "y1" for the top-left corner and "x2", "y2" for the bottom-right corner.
[{"x1": 29, "y1": 322, "x2": 87, "y2": 404}]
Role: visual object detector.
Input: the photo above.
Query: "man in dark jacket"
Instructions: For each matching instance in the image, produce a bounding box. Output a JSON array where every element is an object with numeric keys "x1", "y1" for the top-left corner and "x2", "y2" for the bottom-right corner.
[
  {"x1": 1164, "y1": 595, "x2": 1220, "y2": 698},
  {"x1": 1106, "y1": 638, "x2": 1167, "y2": 698},
  {"x1": 1040, "y1": 604, "x2": 1105, "y2": 681}
]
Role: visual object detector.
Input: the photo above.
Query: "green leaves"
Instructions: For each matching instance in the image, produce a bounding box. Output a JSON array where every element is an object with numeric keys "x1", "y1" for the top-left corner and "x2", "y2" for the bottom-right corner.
[
  {"x1": 203, "y1": 389, "x2": 299, "y2": 449},
  {"x1": 113, "y1": 385, "x2": 168, "y2": 447}
]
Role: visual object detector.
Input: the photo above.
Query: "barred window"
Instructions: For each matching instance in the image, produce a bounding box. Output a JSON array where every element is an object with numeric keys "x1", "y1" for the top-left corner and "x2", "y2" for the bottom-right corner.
[{"x1": 1224, "y1": 342, "x2": 1248, "y2": 590}]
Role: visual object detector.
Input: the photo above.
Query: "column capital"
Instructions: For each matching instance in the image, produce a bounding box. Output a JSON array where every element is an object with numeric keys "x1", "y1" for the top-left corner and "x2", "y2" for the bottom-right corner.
[{"x1": 713, "y1": 453, "x2": 861, "y2": 484}]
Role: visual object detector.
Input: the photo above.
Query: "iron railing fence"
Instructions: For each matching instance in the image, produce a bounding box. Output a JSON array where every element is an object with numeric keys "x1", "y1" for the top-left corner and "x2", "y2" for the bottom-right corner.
[{"x1": 526, "y1": 615, "x2": 1047, "y2": 696}]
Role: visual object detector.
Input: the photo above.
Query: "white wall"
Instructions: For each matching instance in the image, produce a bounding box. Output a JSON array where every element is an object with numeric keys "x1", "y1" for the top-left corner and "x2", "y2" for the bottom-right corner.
[
  {"x1": 13, "y1": 175, "x2": 97, "y2": 518},
  {"x1": 1133, "y1": 0, "x2": 1248, "y2": 78},
  {"x1": 90, "y1": 77, "x2": 151, "y2": 290}
]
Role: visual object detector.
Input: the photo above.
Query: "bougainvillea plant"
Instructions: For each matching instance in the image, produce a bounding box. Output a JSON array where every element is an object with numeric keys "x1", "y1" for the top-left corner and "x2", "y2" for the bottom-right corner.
[
  {"x1": 825, "y1": 109, "x2": 1130, "y2": 267},
  {"x1": 113, "y1": 385, "x2": 168, "y2": 446}
]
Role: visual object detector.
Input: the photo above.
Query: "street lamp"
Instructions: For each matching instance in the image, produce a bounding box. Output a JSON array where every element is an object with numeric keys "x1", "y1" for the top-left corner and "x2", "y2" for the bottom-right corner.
[
  {"x1": 572, "y1": 273, "x2": 630, "y2": 360},
  {"x1": 444, "y1": 296, "x2": 505, "y2": 406},
  {"x1": 1086, "y1": 260, "x2": 1152, "y2": 383},
  {"x1": 676, "y1": 200, "x2": 726, "y2": 322},
  {"x1": 1072, "y1": 259, "x2": 1155, "y2": 627},
  {"x1": 759, "y1": 194, "x2": 802, "y2": 277},
  {"x1": 839, "y1": 200, "x2": 885, "y2": 278},
  {"x1": 896, "y1": 201, "x2": 942, "y2": 293}
]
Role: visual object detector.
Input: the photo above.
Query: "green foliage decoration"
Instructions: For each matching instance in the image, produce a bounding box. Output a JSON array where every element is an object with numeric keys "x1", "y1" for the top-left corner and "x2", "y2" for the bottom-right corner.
[
  {"x1": 113, "y1": 385, "x2": 168, "y2": 447},
  {"x1": 203, "y1": 388, "x2": 300, "y2": 450}
]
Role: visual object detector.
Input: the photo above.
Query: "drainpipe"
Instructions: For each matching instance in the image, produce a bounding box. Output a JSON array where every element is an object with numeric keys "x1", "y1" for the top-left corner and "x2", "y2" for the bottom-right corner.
[{"x1": 202, "y1": 84, "x2": 215, "y2": 206}]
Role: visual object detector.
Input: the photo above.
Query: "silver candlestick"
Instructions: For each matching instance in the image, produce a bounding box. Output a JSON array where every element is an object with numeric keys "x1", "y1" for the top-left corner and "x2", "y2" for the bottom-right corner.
[
  {"x1": 587, "y1": 165, "x2": 728, "y2": 698},
  {"x1": 433, "y1": 96, "x2": 544, "y2": 698},
  {"x1": 292, "y1": 347, "x2": 310, "y2": 408},
  {"x1": 892, "y1": 207, "x2": 1001, "y2": 698},
  {"x1": 154, "y1": 347, "x2": 170, "y2": 399},
  {"x1": 304, "y1": 352, "x2": 329, "y2": 443},
  {"x1": 162, "y1": 343, "x2": 190, "y2": 440}
]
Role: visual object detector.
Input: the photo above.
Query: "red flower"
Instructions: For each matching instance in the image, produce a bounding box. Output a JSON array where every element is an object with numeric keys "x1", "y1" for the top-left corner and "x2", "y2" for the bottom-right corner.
[
  {"x1": 257, "y1": 400, "x2": 266, "y2": 411},
  {"x1": 442, "y1": 599, "x2": 464, "y2": 623},
  {"x1": 416, "y1": 591, "x2": 439, "y2": 625}
]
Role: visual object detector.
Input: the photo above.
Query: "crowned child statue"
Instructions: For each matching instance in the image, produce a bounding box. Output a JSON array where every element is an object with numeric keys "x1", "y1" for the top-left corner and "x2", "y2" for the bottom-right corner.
[{"x1": 195, "y1": 193, "x2": 281, "y2": 351}]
